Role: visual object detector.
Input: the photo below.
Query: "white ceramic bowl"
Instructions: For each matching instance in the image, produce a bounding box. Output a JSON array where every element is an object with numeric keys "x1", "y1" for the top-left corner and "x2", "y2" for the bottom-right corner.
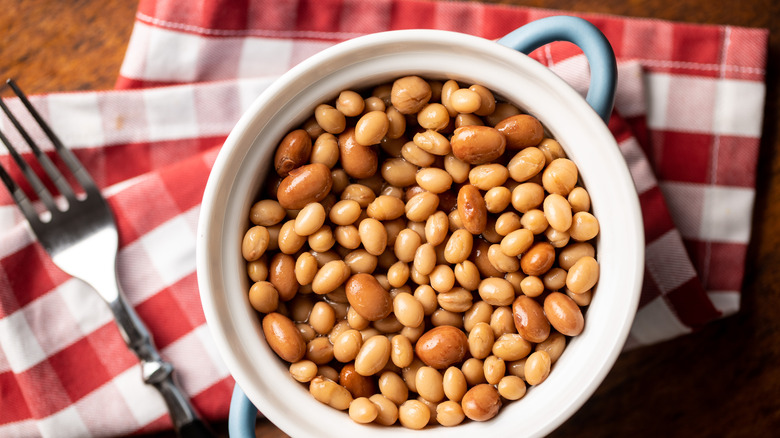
[{"x1": 198, "y1": 26, "x2": 644, "y2": 438}]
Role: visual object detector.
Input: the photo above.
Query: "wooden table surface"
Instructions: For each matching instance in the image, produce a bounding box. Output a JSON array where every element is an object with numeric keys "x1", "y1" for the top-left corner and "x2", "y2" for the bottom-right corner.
[{"x1": 4, "y1": 0, "x2": 779, "y2": 437}]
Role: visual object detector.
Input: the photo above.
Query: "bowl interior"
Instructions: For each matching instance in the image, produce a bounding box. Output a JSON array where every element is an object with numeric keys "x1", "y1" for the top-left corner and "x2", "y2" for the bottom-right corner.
[{"x1": 197, "y1": 29, "x2": 644, "y2": 438}]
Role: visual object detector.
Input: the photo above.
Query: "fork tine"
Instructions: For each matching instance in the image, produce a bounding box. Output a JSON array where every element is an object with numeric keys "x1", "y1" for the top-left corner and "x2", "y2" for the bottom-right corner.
[
  {"x1": 0, "y1": 87, "x2": 76, "y2": 202},
  {"x1": 0, "y1": 124, "x2": 59, "y2": 214},
  {"x1": 0, "y1": 154, "x2": 40, "y2": 221},
  {"x1": 5, "y1": 79, "x2": 98, "y2": 197}
]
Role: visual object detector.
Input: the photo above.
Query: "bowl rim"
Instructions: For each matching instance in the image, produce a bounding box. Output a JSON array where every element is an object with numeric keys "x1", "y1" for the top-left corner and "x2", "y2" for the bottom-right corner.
[{"x1": 197, "y1": 28, "x2": 644, "y2": 438}]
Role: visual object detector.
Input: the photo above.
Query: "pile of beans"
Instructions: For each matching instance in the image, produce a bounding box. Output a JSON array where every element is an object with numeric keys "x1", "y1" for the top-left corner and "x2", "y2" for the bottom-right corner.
[{"x1": 241, "y1": 75, "x2": 600, "y2": 429}]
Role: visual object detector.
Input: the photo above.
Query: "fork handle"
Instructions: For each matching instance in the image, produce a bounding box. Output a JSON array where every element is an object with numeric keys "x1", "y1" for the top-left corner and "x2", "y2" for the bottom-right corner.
[{"x1": 107, "y1": 293, "x2": 215, "y2": 437}]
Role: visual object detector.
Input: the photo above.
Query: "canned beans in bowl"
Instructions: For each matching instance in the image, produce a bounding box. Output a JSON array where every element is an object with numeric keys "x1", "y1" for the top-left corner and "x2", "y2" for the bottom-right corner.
[{"x1": 240, "y1": 75, "x2": 603, "y2": 429}]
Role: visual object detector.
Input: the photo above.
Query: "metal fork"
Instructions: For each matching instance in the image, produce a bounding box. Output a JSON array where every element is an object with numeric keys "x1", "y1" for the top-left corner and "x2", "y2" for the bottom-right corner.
[{"x1": 0, "y1": 79, "x2": 214, "y2": 438}]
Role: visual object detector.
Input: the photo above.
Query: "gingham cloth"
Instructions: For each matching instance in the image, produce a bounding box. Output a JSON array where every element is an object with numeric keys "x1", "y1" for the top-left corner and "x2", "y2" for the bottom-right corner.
[{"x1": 0, "y1": 0, "x2": 768, "y2": 436}]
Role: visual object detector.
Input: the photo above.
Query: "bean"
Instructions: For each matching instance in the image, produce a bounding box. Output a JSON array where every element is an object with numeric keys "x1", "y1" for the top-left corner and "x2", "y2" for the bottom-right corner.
[
  {"x1": 437, "y1": 287, "x2": 473, "y2": 313},
  {"x1": 315, "y1": 104, "x2": 346, "y2": 134},
  {"x1": 358, "y1": 218, "x2": 387, "y2": 256},
  {"x1": 366, "y1": 195, "x2": 405, "y2": 221},
  {"x1": 469, "y1": 164, "x2": 509, "y2": 190},
  {"x1": 461, "y1": 357, "x2": 486, "y2": 386},
  {"x1": 297, "y1": 323, "x2": 316, "y2": 343},
  {"x1": 545, "y1": 226, "x2": 571, "y2": 248},
  {"x1": 542, "y1": 158, "x2": 579, "y2": 196},
  {"x1": 370, "y1": 394, "x2": 399, "y2": 426},
  {"x1": 330, "y1": 169, "x2": 350, "y2": 194},
  {"x1": 444, "y1": 152, "x2": 470, "y2": 183},
  {"x1": 274, "y1": 129, "x2": 312, "y2": 177},
  {"x1": 495, "y1": 114, "x2": 544, "y2": 149},
  {"x1": 437, "y1": 400, "x2": 466, "y2": 427},
  {"x1": 512, "y1": 296, "x2": 550, "y2": 343},
  {"x1": 470, "y1": 238, "x2": 503, "y2": 278},
  {"x1": 484, "y1": 186, "x2": 511, "y2": 213},
  {"x1": 355, "y1": 111, "x2": 389, "y2": 146},
  {"x1": 415, "y1": 326, "x2": 468, "y2": 369},
  {"x1": 381, "y1": 157, "x2": 419, "y2": 187},
  {"x1": 413, "y1": 129, "x2": 452, "y2": 156},
  {"x1": 497, "y1": 375, "x2": 526, "y2": 400},
  {"x1": 338, "y1": 128, "x2": 378, "y2": 179},
  {"x1": 450, "y1": 88, "x2": 482, "y2": 114},
  {"x1": 309, "y1": 301, "x2": 336, "y2": 334},
  {"x1": 262, "y1": 312, "x2": 305, "y2": 362},
  {"x1": 306, "y1": 336, "x2": 334, "y2": 364},
  {"x1": 345, "y1": 273, "x2": 393, "y2": 321},
  {"x1": 455, "y1": 113, "x2": 483, "y2": 128},
  {"x1": 391, "y1": 334, "x2": 415, "y2": 368},
  {"x1": 457, "y1": 184, "x2": 487, "y2": 234},
  {"x1": 450, "y1": 125, "x2": 506, "y2": 165},
  {"x1": 569, "y1": 211, "x2": 600, "y2": 241},
  {"x1": 294, "y1": 202, "x2": 326, "y2": 236},
  {"x1": 520, "y1": 208, "x2": 550, "y2": 234},
  {"x1": 269, "y1": 253, "x2": 299, "y2": 301},
  {"x1": 536, "y1": 331, "x2": 567, "y2": 363},
  {"x1": 492, "y1": 333, "x2": 532, "y2": 361},
  {"x1": 379, "y1": 370, "x2": 409, "y2": 405},
  {"x1": 416, "y1": 167, "x2": 453, "y2": 193},
  {"x1": 394, "y1": 292, "x2": 425, "y2": 328},
  {"x1": 308, "y1": 226, "x2": 335, "y2": 252},
  {"x1": 485, "y1": 102, "x2": 521, "y2": 126},
  {"x1": 386, "y1": 106, "x2": 406, "y2": 139},
  {"x1": 504, "y1": 271, "x2": 525, "y2": 295},
  {"x1": 355, "y1": 335, "x2": 392, "y2": 376},
  {"x1": 543, "y1": 193, "x2": 573, "y2": 232},
  {"x1": 495, "y1": 211, "x2": 522, "y2": 236},
  {"x1": 335, "y1": 90, "x2": 364, "y2": 117},
  {"x1": 511, "y1": 182, "x2": 544, "y2": 214},
  {"x1": 248, "y1": 281, "x2": 279, "y2": 313},
  {"x1": 431, "y1": 308, "x2": 463, "y2": 328},
  {"x1": 340, "y1": 363, "x2": 377, "y2": 399},
  {"x1": 277, "y1": 163, "x2": 333, "y2": 210},
  {"x1": 309, "y1": 376, "x2": 352, "y2": 410},
  {"x1": 487, "y1": 244, "x2": 520, "y2": 273},
  {"x1": 333, "y1": 329, "x2": 363, "y2": 363},
  {"x1": 463, "y1": 301, "x2": 493, "y2": 333},
  {"x1": 414, "y1": 285, "x2": 438, "y2": 316},
  {"x1": 568, "y1": 288, "x2": 593, "y2": 306},
  {"x1": 568, "y1": 186, "x2": 591, "y2": 213},
  {"x1": 500, "y1": 228, "x2": 534, "y2": 257},
  {"x1": 483, "y1": 355, "x2": 506, "y2": 385},
  {"x1": 537, "y1": 137, "x2": 567, "y2": 164},
  {"x1": 250, "y1": 200, "x2": 286, "y2": 227},
  {"x1": 478, "y1": 277, "x2": 515, "y2": 306},
  {"x1": 566, "y1": 256, "x2": 600, "y2": 294},
  {"x1": 398, "y1": 400, "x2": 430, "y2": 430},
  {"x1": 524, "y1": 351, "x2": 551, "y2": 385},
  {"x1": 349, "y1": 397, "x2": 378, "y2": 424},
  {"x1": 312, "y1": 260, "x2": 350, "y2": 295},
  {"x1": 429, "y1": 264, "x2": 456, "y2": 293},
  {"x1": 387, "y1": 261, "x2": 410, "y2": 288},
  {"x1": 289, "y1": 360, "x2": 318, "y2": 383},
  {"x1": 310, "y1": 133, "x2": 340, "y2": 168},
  {"x1": 334, "y1": 225, "x2": 361, "y2": 249},
  {"x1": 425, "y1": 211, "x2": 449, "y2": 246},
  {"x1": 242, "y1": 226, "x2": 269, "y2": 261},
  {"x1": 247, "y1": 258, "x2": 268, "y2": 282},
  {"x1": 405, "y1": 191, "x2": 440, "y2": 222},
  {"x1": 520, "y1": 242, "x2": 556, "y2": 276},
  {"x1": 469, "y1": 84, "x2": 496, "y2": 116},
  {"x1": 443, "y1": 229, "x2": 473, "y2": 264},
  {"x1": 394, "y1": 229, "x2": 422, "y2": 263},
  {"x1": 507, "y1": 147, "x2": 546, "y2": 182},
  {"x1": 415, "y1": 366, "x2": 445, "y2": 402},
  {"x1": 558, "y1": 242, "x2": 595, "y2": 270},
  {"x1": 543, "y1": 267, "x2": 568, "y2": 291},
  {"x1": 391, "y1": 76, "x2": 431, "y2": 115},
  {"x1": 461, "y1": 384, "x2": 501, "y2": 421},
  {"x1": 364, "y1": 96, "x2": 386, "y2": 112},
  {"x1": 468, "y1": 322, "x2": 495, "y2": 359},
  {"x1": 454, "y1": 260, "x2": 481, "y2": 290},
  {"x1": 417, "y1": 103, "x2": 450, "y2": 131},
  {"x1": 440, "y1": 80, "x2": 459, "y2": 116},
  {"x1": 490, "y1": 306, "x2": 515, "y2": 338},
  {"x1": 303, "y1": 115, "x2": 324, "y2": 138},
  {"x1": 319, "y1": 366, "x2": 340, "y2": 383},
  {"x1": 401, "y1": 140, "x2": 436, "y2": 167},
  {"x1": 413, "y1": 243, "x2": 437, "y2": 276}
]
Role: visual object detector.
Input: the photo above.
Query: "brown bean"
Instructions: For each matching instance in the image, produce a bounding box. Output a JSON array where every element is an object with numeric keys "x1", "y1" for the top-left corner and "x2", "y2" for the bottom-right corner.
[
  {"x1": 269, "y1": 253, "x2": 299, "y2": 301},
  {"x1": 274, "y1": 129, "x2": 312, "y2": 177},
  {"x1": 338, "y1": 127, "x2": 378, "y2": 179},
  {"x1": 277, "y1": 163, "x2": 333, "y2": 210},
  {"x1": 340, "y1": 363, "x2": 377, "y2": 398},
  {"x1": 262, "y1": 312, "x2": 306, "y2": 362},
  {"x1": 512, "y1": 295, "x2": 550, "y2": 343},
  {"x1": 544, "y1": 292, "x2": 584, "y2": 336},
  {"x1": 415, "y1": 326, "x2": 469, "y2": 369},
  {"x1": 495, "y1": 114, "x2": 544, "y2": 149},
  {"x1": 470, "y1": 238, "x2": 503, "y2": 278},
  {"x1": 450, "y1": 125, "x2": 506, "y2": 165},
  {"x1": 520, "y1": 242, "x2": 556, "y2": 276},
  {"x1": 461, "y1": 384, "x2": 501, "y2": 421},
  {"x1": 345, "y1": 273, "x2": 393, "y2": 321},
  {"x1": 457, "y1": 184, "x2": 487, "y2": 234}
]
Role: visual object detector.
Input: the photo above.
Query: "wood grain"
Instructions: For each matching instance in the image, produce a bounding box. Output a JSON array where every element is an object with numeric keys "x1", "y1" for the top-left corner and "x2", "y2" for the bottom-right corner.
[{"x1": 2, "y1": 0, "x2": 778, "y2": 437}]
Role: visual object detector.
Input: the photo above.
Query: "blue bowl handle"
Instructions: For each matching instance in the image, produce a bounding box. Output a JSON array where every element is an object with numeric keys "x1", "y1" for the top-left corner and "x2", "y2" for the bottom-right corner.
[
  {"x1": 229, "y1": 384, "x2": 257, "y2": 438},
  {"x1": 497, "y1": 16, "x2": 617, "y2": 122}
]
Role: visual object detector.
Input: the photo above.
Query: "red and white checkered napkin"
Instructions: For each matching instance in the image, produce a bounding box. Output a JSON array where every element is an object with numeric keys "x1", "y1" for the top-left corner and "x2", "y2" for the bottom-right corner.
[{"x1": 0, "y1": 0, "x2": 768, "y2": 436}]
